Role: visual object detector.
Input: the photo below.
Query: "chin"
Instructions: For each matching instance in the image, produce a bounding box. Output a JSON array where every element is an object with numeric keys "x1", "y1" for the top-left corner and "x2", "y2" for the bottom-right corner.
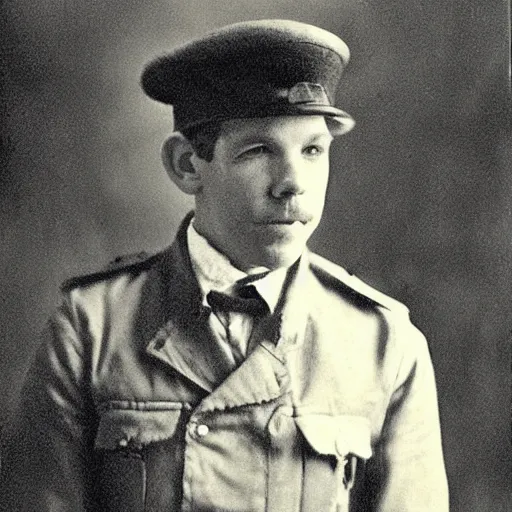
[{"x1": 258, "y1": 245, "x2": 304, "y2": 270}]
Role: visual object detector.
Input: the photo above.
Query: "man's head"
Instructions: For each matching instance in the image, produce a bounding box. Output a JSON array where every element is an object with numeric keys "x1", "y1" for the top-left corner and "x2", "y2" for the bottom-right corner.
[
  {"x1": 141, "y1": 20, "x2": 354, "y2": 271},
  {"x1": 161, "y1": 115, "x2": 332, "y2": 271}
]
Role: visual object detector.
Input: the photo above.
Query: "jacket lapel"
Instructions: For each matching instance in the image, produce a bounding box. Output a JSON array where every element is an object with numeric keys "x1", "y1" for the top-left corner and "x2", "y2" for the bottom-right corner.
[
  {"x1": 194, "y1": 341, "x2": 290, "y2": 413},
  {"x1": 145, "y1": 214, "x2": 235, "y2": 392},
  {"x1": 146, "y1": 317, "x2": 236, "y2": 393},
  {"x1": 144, "y1": 216, "x2": 313, "y2": 408},
  {"x1": 195, "y1": 255, "x2": 313, "y2": 412}
]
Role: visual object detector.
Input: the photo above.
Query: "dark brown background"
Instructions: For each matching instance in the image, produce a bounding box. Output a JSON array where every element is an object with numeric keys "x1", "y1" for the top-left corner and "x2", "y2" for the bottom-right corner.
[{"x1": 1, "y1": 1, "x2": 511, "y2": 510}]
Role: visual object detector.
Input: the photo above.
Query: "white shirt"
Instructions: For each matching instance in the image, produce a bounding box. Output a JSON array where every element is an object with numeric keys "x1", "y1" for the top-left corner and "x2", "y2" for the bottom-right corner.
[{"x1": 187, "y1": 220, "x2": 287, "y2": 367}]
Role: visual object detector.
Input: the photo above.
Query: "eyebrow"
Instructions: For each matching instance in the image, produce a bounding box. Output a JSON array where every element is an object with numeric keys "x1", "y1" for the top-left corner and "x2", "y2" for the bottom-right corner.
[{"x1": 307, "y1": 132, "x2": 334, "y2": 143}]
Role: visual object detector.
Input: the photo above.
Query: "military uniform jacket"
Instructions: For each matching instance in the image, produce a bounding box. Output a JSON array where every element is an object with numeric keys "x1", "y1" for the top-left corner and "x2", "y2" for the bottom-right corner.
[{"x1": 1, "y1": 219, "x2": 449, "y2": 512}]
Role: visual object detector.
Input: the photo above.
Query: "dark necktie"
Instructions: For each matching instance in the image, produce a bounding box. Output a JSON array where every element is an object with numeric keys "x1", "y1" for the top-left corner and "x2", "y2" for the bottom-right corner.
[{"x1": 207, "y1": 285, "x2": 270, "y2": 316}]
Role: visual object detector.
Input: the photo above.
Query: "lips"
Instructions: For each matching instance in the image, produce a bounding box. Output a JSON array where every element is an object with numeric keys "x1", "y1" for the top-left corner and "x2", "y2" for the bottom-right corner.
[
  {"x1": 256, "y1": 214, "x2": 312, "y2": 225},
  {"x1": 266, "y1": 219, "x2": 304, "y2": 225}
]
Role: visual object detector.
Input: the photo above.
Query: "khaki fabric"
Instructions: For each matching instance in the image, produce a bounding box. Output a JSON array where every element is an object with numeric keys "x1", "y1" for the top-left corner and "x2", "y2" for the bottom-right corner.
[{"x1": 0, "y1": 217, "x2": 448, "y2": 511}]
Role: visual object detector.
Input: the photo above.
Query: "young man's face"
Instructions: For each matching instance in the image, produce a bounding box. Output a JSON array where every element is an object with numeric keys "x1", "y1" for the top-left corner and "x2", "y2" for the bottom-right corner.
[{"x1": 192, "y1": 115, "x2": 333, "y2": 271}]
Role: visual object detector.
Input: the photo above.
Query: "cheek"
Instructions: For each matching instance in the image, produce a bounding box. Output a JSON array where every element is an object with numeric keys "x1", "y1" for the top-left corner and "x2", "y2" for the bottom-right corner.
[
  {"x1": 313, "y1": 175, "x2": 329, "y2": 194},
  {"x1": 309, "y1": 171, "x2": 329, "y2": 202},
  {"x1": 211, "y1": 181, "x2": 258, "y2": 221},
  {"x1": 230, "y1": 172, "x2": 269, "y2": 204}
]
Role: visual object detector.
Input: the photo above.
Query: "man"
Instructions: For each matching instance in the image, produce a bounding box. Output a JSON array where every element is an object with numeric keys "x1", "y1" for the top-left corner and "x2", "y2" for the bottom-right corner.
[{"x1": 1, "y1": 19, "x2": 449, "y2": 511}]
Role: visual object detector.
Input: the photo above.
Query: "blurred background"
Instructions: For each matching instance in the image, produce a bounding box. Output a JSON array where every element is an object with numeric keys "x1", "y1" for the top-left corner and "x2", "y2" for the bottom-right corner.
[{"x1": 1, "y1": 0, "x2": 510, "y2": 509}]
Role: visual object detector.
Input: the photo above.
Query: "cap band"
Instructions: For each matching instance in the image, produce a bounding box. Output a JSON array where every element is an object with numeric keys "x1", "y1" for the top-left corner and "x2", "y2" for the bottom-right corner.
[{"x1": 286, "y1": 82, "x2": 330, "y2": 105}]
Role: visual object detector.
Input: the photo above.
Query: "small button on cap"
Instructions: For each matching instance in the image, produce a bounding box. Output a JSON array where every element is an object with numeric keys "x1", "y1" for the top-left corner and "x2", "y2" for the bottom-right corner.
[
  {"x1": 119, "y1": 438, "x2": 129, "y2": 448},
  {"x1": 196, "y1": 424, "x2": 209, "y2": 437}
]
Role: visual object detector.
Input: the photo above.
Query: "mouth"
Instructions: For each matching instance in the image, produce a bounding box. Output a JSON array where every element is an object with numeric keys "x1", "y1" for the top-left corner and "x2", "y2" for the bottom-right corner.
[
  {"x1": 256, "y1": 215, "x2": 312, "y2": 226},
  {"x1": 264, "y1": 219, "x2": 306, "y2": 225},
  {"x1": 253, "y1": 219, "x2": 310, "y2": 237}
]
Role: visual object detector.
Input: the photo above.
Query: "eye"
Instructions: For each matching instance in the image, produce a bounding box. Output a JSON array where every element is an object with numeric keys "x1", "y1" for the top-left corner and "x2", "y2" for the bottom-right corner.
[
  {"x1": 236, "y1": 145, "x2": 270, "y2": 160},
  {"x1": 303, "y1": 144, "x2": 324, "y2": 157}
]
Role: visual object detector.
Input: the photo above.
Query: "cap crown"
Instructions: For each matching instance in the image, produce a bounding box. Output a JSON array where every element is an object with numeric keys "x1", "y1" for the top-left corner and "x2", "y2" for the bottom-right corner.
[{"x1": 142, "y1": 20, "x2": 354, "y2": 134}]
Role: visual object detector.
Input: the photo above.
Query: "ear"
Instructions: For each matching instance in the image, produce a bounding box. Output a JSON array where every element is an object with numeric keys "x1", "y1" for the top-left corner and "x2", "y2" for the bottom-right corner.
[{"x1": 161, "y1": 133, "x2": 203, "y2": 195}]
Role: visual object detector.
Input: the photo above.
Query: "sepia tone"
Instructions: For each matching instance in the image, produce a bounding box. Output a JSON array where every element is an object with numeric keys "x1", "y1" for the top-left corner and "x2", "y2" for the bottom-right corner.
[{"x1": 1, "y1": 1, "x2": 510, "y2": 510}]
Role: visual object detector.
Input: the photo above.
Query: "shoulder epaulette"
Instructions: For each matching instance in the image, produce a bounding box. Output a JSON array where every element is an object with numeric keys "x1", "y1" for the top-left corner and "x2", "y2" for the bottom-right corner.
[
  {"x1": 61, "y1": 251, "x2": 161, "y2": 292},
  {"x1": 309, "y1": 252, "x2": 409, "y2": 313}
]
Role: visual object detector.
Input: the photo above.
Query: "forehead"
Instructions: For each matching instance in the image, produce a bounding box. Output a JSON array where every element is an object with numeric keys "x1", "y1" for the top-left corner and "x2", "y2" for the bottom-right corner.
[{"x1": 218, "y1": 115, "x2": 332, "y2": 144}]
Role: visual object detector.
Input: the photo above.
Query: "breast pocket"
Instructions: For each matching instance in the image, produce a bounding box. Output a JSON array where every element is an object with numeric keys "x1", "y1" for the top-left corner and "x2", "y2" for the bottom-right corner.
[
  {"x1": 93, "y1": 401, "x2": 190, "y2": 512},
  {"x1": 296, "y1": 414, "x2": 372, "y2": 512}
]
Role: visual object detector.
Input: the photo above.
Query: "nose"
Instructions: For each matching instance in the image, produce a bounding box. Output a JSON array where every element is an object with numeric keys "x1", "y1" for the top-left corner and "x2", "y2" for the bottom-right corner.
[{"x1": 270, "y1": 156, "x2": 306, "y2": 199}]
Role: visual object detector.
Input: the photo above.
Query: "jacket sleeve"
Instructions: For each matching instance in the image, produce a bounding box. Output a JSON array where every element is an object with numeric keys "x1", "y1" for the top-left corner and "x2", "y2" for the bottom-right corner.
[
  {"x1": 1, "y1": 294, "x2": 98, "y2": 512},
  {"x1": 368, "y1": 315, "x2": 449, "y2": 512}
]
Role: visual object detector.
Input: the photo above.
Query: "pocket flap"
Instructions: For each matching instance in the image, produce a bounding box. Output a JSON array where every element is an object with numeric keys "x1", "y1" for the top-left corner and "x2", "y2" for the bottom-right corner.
[
  {"x1": 295, "y1": 414, "x2": 372, "y2": 460},
  {"x1": 95, "y1": 403, "x2": 184, "y2": 450}
]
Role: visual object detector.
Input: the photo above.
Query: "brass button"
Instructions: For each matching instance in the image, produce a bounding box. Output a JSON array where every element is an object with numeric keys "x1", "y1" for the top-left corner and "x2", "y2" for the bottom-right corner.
[{"x1": 196, "y1": 424, "x2": 209, "y2": 437}]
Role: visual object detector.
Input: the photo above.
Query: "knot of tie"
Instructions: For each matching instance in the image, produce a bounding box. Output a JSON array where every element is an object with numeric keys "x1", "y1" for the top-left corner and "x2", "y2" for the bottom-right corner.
[{"x1": 207, "y1": 285, "x2": 270, "y2": 316}]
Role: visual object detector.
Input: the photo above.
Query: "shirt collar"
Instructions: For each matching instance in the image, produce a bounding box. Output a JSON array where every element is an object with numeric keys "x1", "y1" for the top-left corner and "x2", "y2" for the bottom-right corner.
[{"x1": 187, "y1": 219, "x2": 288, "y2": 313}]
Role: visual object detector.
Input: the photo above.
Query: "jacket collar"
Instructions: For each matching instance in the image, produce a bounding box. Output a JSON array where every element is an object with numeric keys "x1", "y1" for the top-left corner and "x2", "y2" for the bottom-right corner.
[
  {"x1": 158, "y1": 211, "x2": 207, "y2": 328},
  {"x1": 146, "y1": 212, "x2": 236, "y2": 391},
  {"x1": 189, "y1": 255, "x2": 313, "y2": 413},
  {"x1": 145, "y1": 213, "x2": 310, "y2": 405}
]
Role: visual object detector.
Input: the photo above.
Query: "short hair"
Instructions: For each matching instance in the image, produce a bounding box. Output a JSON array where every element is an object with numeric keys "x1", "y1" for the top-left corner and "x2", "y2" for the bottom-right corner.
[{"x1": 181, "y1": 122, "x2": 223, "y2": 162}]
